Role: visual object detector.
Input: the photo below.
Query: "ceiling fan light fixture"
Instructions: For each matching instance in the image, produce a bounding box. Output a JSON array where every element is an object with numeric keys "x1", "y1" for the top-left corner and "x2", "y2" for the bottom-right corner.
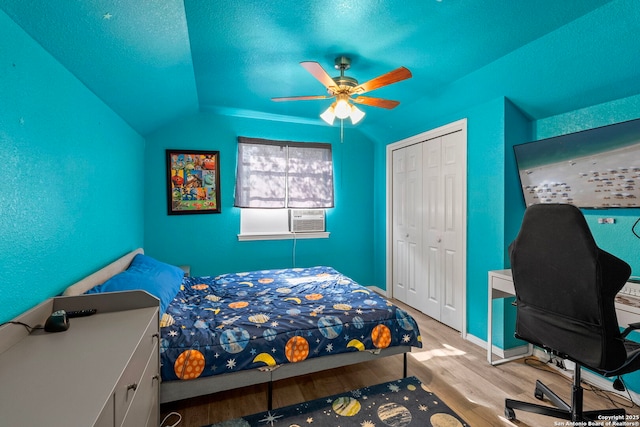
[
  {"x1": 333, "y1": 94, "x2": 351, "y2": 120},
  {"x1": 349, "y1": 104, "x2": 365, "y2": 124},
  {"x1": 275, "y1": 58, "x2": 411, "y2": 127},
  {"x1": 320, "y1": 103, "x2": 336, "y2": 125}
]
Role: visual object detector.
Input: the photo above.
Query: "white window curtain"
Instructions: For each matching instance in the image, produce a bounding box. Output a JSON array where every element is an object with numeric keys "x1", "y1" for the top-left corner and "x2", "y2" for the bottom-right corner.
[{"x1": 235, "y1": 137, "x2": 334, "y2": 208}]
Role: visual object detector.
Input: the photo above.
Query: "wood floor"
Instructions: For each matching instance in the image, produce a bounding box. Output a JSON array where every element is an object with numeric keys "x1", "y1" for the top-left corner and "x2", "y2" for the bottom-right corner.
[{"x1": 160, "y1": 300, "x2": 640, "y2": 426}]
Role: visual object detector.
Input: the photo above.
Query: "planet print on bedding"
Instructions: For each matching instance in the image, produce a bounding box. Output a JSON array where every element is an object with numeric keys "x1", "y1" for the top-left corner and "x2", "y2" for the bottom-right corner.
[
  {"x1": 219, "y1": 328, "x2": 250, "y2": 354},
  {"x1": 158, "y1": 266, "x2": 422, "y2": 382}
]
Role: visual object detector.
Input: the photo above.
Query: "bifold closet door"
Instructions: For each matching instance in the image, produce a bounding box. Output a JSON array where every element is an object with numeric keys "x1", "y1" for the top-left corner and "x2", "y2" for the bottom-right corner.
[
  {"x1": 392, "y1": 143, "x2": 423, "y2": 306},
  {"x1": 422, "y1": 131, "x2": 464, "y2": 331}
]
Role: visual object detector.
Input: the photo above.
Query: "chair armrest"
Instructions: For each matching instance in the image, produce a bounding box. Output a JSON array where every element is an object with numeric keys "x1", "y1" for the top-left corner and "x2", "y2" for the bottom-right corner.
[{"x1": 621, "y1": 322, "x2": 640, "y2": 338}]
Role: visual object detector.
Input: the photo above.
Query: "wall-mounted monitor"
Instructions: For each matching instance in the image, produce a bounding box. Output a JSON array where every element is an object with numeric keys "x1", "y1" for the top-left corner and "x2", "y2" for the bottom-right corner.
[{"x1": 514, "y1": 118, "x2": 640, "y2": 209}]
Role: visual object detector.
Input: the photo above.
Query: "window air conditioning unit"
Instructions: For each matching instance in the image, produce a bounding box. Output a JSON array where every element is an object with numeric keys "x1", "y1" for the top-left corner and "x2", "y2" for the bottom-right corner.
[{"x1": 289, "y1": 209, "x2": 325, "y2": 233}]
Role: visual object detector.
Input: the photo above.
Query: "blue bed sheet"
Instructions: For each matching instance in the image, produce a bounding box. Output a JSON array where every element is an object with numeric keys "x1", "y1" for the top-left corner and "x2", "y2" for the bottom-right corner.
[{"x1": 160, "y1": 266, "x2": 422, "y2": 382}]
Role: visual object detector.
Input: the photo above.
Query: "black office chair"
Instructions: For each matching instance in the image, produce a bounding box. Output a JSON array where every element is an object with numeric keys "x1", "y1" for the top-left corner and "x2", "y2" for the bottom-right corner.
[{"x1": 505, "y1": 203, "x2": 640, "y2": 422}]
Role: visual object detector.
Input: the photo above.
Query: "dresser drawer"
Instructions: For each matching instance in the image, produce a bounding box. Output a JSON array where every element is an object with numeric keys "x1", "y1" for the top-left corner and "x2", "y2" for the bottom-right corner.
[
  {"x1": 114, "y1": 316, "x2": 158, "y2": 426},
  {"x1": 95, "y1": 394, "x2": 115, "y2": 427},
  {"x1": 121, "y1": 349, "x2": 160, "y2": 427}
]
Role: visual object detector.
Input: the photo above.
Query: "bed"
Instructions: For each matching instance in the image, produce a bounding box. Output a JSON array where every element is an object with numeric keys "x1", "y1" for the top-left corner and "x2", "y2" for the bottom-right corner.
[{"x1": 63, "y1": 249, "x2": 423, "y2": 405}]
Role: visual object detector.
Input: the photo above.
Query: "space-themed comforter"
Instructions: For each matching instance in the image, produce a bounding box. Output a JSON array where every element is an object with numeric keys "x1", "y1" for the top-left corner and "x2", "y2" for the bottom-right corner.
[{"x1": 159, "y1": 266, "x2": 422, "y2": 382}]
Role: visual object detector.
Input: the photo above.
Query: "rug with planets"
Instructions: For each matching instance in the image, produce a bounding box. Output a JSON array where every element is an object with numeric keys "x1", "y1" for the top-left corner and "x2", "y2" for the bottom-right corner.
[{"x1": 203, "y1": 376, "x2": 468, "y2": 427}]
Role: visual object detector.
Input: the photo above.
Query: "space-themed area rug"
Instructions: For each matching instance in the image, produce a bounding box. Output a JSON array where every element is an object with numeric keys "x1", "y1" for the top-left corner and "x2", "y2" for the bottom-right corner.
[{"x1": 204, "y1": 376, "x2": 469, "y2": 427}]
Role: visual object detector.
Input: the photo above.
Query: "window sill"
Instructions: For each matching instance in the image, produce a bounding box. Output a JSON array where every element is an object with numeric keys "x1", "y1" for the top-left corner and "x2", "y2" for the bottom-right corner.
[{"x1": 237, "y1": 232, "x2": 330, "y2": 241}]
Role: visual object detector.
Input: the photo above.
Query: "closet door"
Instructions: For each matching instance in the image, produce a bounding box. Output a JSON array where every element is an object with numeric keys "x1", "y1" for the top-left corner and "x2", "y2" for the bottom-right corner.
[
  {"x1": 422, "y1": 138, "x2": 442, "y2": 319},
  {"x1": 422, "y1": 132, "x2": 465, "y2": 331},
  {"x1": 439, "y1": 131, "x2": 465, "y2": 331},
  {"x1": 388, "y1": 120, "x2": 467, "y2": 333},
  {"x1": 392, "y1": 143, "x2": 423, "y2": 305}
]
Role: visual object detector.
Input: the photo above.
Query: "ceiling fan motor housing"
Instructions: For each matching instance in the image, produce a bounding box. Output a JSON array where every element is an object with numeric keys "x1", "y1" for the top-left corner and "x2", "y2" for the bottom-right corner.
[
  {"x1": 330, "y1": 56, "x2": 358, "y2": 94},
  {"x1": 331, "y1": 75, "x2": 358, "y2": 90}
]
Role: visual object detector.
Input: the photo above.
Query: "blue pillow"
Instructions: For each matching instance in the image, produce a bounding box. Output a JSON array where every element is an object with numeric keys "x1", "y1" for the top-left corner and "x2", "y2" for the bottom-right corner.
[{"x1": 86, "y1": 254, "x2": 184, "y2": 313}]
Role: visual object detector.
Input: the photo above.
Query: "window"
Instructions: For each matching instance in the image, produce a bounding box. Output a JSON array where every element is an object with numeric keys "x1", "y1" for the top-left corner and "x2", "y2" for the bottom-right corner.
[
  {"x1": 235, "y1": 137, "x2": 333, "y2": 240},
  {"x1": 235, "y1": 137, "x2": 334, "y2": 208}
]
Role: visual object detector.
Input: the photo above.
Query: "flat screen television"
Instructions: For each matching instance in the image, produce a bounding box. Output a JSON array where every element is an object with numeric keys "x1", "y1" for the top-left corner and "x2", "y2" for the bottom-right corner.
[{"x1": 514, "y1": 118, "x2": 640, "y2": 209}]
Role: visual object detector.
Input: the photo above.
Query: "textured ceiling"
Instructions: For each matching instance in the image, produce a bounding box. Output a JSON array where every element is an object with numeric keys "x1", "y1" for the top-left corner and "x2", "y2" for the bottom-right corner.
[{"x1": 2, "y1": 0, "x2": 639, "y2": 138}]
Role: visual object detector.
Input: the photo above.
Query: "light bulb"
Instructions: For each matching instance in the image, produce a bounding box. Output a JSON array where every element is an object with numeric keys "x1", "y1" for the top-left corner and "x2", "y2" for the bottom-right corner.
[{"x1": 334, "y1": 99, "x2": 351, "y2": 119}]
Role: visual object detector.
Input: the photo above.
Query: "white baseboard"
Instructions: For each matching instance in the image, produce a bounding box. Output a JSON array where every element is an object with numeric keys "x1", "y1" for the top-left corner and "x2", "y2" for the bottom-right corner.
[
  {"x1": 464, "y1": 333, "x2": 485, "y2": 349},
  {"x1": 466, "y1": 333, "x2": 529, "y2": 361},
  {"x1": 496, "y1": 344, "x2": 530, "y2": 360},
  {"x1": 367, "y1": 285, "x2": 386, "y2": 296}
]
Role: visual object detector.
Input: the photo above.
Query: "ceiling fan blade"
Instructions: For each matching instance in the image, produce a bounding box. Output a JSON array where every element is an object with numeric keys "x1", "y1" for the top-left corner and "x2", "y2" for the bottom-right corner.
[
  {"x1": 300, "y1": 61, "x2": 338, "y2": 91},
  {"x1": 352, "y1": 96, "x2": 400, "y2": 109},
  {"x1": 272, "y1": 95, "x2": 332, "y2": 102},
  {"x1": 352, "y1": 66, "x2": 412, "y2": 94}
]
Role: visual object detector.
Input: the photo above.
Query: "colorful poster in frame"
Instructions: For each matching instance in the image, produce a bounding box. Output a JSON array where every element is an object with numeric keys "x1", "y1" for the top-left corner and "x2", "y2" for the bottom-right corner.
[{"x1": 166, "y1": 149, "x2": 221, "y2": 215}]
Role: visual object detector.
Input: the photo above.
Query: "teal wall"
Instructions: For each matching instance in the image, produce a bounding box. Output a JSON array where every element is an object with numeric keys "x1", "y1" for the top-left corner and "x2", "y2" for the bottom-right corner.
[
  {"x1": 0, "y1": 10, "x2": 145, "y2": 323},
  {"x1": 495, "y1": 100, "x2": 532, "y2": 349},
  {"x1": 503, "y1": 100, "x2": 533, "y2": 254},
  {"x1": 372, "y1": 136, "x2": 388, "y2": 292},
  {"x1": 143, "y1": 113, "x2": 376, "y2": 286}
]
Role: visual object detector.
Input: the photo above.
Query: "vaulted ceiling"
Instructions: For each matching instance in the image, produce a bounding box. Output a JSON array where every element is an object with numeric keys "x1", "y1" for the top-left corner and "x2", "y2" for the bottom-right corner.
[{"x1": 2, "y1": 0, "x2": 639, "y2": 138}]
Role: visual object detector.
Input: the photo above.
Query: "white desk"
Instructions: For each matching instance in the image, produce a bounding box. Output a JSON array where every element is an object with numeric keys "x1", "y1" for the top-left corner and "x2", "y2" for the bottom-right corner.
[{"x1": 487, "y1": 269, "x2": 640, "y2": 366}]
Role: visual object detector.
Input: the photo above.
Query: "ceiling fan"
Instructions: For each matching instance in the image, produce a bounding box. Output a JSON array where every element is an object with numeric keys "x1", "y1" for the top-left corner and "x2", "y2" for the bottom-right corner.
[{"x1": 272, "y1": 56, "x2": 412, "y2": 125}]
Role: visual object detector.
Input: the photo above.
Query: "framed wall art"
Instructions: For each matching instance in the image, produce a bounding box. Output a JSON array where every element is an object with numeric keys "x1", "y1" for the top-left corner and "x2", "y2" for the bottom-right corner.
[{"x1": 166, "y1": 149, "x2": 221, "y2": 215}]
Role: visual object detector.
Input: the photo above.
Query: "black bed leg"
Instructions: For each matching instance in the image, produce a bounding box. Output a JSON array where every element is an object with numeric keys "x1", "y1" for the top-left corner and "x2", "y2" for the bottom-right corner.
[
  {"x1": 267, "y1": 381, "x2": 273, "y2": 410},
  {"x1": 403, "y1": 353, "x2": 408, "y2": 378}
]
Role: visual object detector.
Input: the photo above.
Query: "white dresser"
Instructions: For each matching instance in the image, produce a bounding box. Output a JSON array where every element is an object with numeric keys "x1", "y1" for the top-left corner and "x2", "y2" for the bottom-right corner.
[{"x1": 0, "y1": 291, "x2": 160, "y2": 427}]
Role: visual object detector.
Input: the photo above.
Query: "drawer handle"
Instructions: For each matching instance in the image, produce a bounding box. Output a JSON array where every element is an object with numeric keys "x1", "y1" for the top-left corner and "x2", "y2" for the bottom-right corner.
[
  {"x1": 127, "y1": 383, "x2": 138, "y2": 392},
  {"x1": 152, "y1": 333, "x2": 159, "y2": 340}
]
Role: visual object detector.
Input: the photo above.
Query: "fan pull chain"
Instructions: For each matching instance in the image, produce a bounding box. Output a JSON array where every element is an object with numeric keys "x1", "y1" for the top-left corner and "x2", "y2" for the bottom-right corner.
[{"x1": 340, "y1": 119, "x2": 344, "y2": 143}]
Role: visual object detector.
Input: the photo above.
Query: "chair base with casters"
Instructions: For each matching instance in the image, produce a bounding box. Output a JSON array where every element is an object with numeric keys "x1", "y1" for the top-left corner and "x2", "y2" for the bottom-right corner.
[
  {"x1": 505, "y1": 323, "x2": 640, "y2": 422},
  {"x1": 505, "y1": 363, "x2": 625, "y2": 422}
]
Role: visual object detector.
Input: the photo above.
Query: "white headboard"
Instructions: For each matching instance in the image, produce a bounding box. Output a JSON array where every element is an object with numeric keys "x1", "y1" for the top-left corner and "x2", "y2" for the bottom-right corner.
[{"x1": 62, "y1": 248, "x2": 144, "y2": 296}]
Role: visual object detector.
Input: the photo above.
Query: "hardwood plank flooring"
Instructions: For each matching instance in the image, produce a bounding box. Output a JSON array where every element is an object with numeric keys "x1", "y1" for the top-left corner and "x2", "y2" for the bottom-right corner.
[{"x1": 161, "y1": 300, "x2": 640, "y2": 426}]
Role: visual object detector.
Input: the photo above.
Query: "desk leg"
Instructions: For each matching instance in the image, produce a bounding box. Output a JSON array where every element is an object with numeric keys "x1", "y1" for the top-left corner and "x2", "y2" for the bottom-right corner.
[
  {"x1": 488, "y1": 290, "x2": 533, "y2": 365},
  {"x1": 487, "y1": 288, "x2": 493, "y2": 364}
]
